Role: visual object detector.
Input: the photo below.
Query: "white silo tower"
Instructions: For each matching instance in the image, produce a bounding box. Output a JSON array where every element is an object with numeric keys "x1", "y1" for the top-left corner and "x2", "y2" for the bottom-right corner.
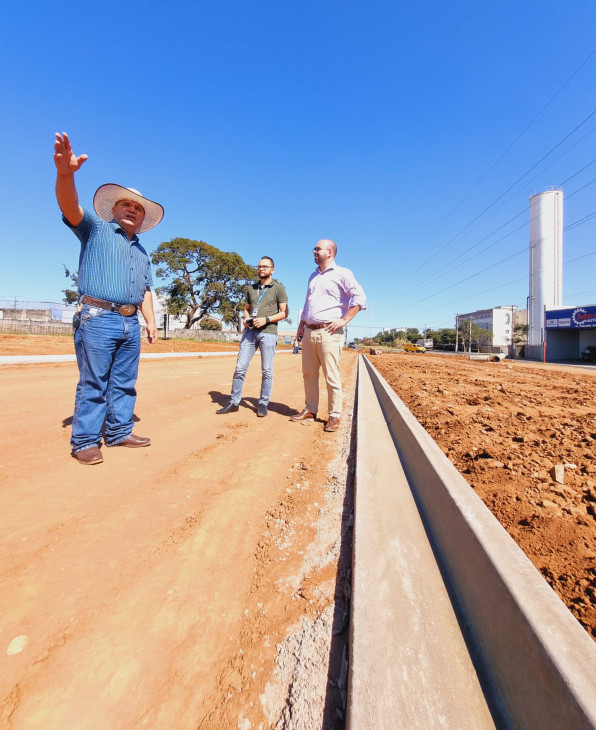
[{"x1": 528, "y1": 190, "x2": 563, "y2": 348}]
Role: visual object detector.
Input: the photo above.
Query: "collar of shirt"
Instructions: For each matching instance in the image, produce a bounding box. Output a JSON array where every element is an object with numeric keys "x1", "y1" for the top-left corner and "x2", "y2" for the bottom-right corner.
[{"x1": 109, "y1": 219, "x2": 140, "y2": 245}]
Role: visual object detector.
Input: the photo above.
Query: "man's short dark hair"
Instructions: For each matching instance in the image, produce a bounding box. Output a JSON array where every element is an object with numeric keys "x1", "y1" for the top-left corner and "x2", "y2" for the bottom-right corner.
[{"x1": 260, "y1": 256, "x2": 274, "y2": 267}]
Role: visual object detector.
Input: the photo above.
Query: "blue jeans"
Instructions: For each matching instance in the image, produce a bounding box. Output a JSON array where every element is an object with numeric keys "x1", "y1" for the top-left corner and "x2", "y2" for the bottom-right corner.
[
  {"x1": 230, "y1": 329, "x2": 277, "y2": 406},
  {"x1": 71, "y1": 305, "x2": 141, "y2": 452}
]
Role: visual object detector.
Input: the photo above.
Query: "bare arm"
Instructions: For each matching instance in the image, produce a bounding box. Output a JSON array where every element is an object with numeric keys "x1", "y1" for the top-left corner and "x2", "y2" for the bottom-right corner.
[
  {"x1": 252, "y1": 300, "x2": 288, "y2": 329},
  {"x1": 54, "y1": 132, "x2": 87, "y2": 226},
  {"x1": 140, "y1": 289, "x2": 157, "y2": 344}
]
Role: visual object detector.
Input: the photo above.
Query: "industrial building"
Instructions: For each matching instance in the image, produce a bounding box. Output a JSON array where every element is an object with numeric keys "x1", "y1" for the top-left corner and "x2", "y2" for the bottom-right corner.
[
  {"x1": 456, "y1": 189, "x2": 594, "y2": 363},
  {"x1": 456, "y1": 306, "x2": 527, "y2": 354},
  {"x1": 544, "y1": 305, "x2": 596, "y2": 361}
]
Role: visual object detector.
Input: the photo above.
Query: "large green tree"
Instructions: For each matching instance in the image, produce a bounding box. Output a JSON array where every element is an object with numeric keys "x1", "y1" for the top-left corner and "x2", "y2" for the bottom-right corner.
[
  {"x1": 457, "y1": 319, "x2": 493, "y2": 350},
  {"x1": 62, "y1": 265, "x2": 78, "y2": 305},
  {"x1": 427, "y1": 328, "x2": 456, "y2": 346},
  {"x1": 151, "y1": 238, "x2": 257, "y2": 330}
]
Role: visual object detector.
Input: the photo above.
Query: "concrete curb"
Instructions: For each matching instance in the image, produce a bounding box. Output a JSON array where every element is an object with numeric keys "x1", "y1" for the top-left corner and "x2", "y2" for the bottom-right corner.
[
  {"x1": 348, "y1": 355, "x2": 596, "y2": 729},
  {"x1": 348, "y1": 356, "x2": 495, "y2": 728}
]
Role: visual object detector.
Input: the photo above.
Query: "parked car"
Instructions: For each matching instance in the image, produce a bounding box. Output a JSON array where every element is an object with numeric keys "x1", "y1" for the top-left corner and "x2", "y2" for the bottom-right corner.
[{"x1": 404, "y1": 342, "x2": 426, "y2": 353}]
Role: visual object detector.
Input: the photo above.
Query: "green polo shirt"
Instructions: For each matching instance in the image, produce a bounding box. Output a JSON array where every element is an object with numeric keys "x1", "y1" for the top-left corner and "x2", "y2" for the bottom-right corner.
[{"x1": 246, "y1": 280, "x2": 288, "y2": 334}]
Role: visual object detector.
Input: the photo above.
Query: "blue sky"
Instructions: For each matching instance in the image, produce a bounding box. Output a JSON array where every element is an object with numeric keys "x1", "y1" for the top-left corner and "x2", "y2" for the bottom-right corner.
[{"x1": 1, "y1": 0, "x2": 594, "y2": 338}]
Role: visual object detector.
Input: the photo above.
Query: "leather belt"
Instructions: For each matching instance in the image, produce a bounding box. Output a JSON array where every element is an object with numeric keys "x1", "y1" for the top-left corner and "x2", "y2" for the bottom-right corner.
[
  {"x1": 81, "y1": 296, "x2": 138, "y2": 316},
  {"x1": 305, "y1": 322, "x2": 328, "y2": 330}
]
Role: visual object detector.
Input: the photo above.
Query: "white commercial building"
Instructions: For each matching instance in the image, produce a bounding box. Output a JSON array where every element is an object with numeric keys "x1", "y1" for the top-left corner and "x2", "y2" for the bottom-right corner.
[{"x1": 456, "y1": 306, "x2": 525, "y2": 351}]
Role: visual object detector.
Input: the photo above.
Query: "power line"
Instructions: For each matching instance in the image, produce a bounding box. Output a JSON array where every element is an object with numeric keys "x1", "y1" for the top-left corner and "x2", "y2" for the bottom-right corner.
[
  {"x1": 406, "y1": 45, "x2": 596, "y2": 280},
  {"x1": 566, "y1": 210, "x2": 596, "y2": 231},
  {"x1": 564, "y1": 288, "x2": 596, "y2": 301},
  {"x1": 405, "y1": 211, "x2": 596, "y2": 313},
  {"x1": 399, "y1": 171, "x2": 596, "y2": 303},
  {"x1": 433, "y1": 110, "x2": 595, "y2": 256},
  {"x1": 396, "y1": 136, "x2": 596, "y2": 304}
]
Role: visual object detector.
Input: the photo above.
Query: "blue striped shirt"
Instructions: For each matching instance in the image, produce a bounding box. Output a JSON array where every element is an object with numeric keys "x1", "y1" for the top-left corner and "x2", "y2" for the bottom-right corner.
[{"x1": 63, "y1": 209, "x2": 153, "y2": 305}]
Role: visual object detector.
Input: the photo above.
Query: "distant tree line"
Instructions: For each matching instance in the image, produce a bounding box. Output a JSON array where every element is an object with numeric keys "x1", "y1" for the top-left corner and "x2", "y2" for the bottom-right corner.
[
  {"x1": 367, "y1": 327, "x2": 458, "y2": 348},
  {"x1": 363, "y1": 321, "x2": 528, "y2": 351}
]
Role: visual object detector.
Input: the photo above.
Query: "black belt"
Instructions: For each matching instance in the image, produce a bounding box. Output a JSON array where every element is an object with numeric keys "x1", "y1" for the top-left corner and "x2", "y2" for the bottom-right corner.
[{"x1": 81, "y1": 296, "x2": 138, "y2": 316}]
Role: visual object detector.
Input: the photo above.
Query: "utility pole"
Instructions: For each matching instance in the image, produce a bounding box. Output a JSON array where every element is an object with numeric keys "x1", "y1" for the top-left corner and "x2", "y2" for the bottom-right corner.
[
  {"x1": 455, "y1": 314, "x2": 459, "y2": 353},
  {"x1": 510, "y1": 304, "x2": 515, "y2": 359}
]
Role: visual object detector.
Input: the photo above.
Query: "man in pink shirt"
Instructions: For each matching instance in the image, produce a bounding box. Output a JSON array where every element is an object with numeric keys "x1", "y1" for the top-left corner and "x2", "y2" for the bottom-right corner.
[{"x1": 291, "y1": 239, "x2": 366, "y2": 432}]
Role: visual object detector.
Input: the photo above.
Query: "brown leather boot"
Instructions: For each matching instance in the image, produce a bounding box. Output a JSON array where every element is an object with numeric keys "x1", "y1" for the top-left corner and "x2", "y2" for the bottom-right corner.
[
  {"x1": 74, "y1": 446, "x2": 103, "y2": 465},
  {"x1": 290, "y1": 409, "x2": 317, "y2": 422}
]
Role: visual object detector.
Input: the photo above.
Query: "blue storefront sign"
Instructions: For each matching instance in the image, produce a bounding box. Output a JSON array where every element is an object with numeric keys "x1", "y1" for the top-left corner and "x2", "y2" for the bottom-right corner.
[{"x1": 545, "y1": 305, "x2": 596, "y2": 329}]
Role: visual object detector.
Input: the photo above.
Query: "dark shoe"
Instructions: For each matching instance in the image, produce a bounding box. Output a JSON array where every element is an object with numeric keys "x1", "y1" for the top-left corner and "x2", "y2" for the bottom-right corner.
[
  {"x1": 257, "y1": 404, "x2": 268, "y2": 417},
  {"x1": 108, "y1": 434, "x2": 151, "y2": 448},
  {"x1": 324, "y1": 416, "x2": 341, "y2": 432},
  {"x1": 290, "y1": 409, "x2": 317, "y2": 422},
  {"x1": 216, "y1": 403, "x2": 240, "y2": 414},
  {"x1": 74, "y1": 446, "x2": 103, "y2": 465}
]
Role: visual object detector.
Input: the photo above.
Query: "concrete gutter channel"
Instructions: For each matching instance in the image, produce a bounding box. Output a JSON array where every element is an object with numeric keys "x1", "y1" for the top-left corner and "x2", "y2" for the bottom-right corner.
[{"x1": 348, "y1": 355, "x2": 596, "y2": 729}]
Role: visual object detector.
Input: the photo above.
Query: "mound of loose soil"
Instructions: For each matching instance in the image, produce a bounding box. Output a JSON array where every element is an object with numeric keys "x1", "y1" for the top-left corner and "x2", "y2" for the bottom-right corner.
[{"x1": 370, "y1": 352, "x2": 596, "y2": 639}]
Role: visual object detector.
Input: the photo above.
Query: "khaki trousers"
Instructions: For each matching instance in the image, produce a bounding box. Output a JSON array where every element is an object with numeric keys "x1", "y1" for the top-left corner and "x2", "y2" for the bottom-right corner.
[{"x1": 301, "y1": 327, "x2": 343, "y2": 417}]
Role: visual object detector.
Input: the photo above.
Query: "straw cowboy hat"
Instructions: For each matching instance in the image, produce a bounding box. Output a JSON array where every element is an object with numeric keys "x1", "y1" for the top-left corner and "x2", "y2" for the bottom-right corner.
[{"x1": 93, "y1": 184, "x2": 164, "y2": 234}]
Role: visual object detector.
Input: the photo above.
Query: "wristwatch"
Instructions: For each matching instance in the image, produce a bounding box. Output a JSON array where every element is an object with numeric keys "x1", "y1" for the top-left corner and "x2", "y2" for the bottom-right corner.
[{"x1": 266, "y1": 317, "x2": 271, "y2": 324}]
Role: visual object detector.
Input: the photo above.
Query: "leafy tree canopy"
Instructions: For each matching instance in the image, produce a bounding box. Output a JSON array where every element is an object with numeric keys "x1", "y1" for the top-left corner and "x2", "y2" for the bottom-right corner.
[
  {"x1": 62, "y1": 265, "x2": 78, "y2": 305},
  {"x1": 199, "y1": 317, "x2": 223, "y2": 331},
  {"x1": 151, "y1": 238, "x2": 257, "y2": 330},
  {"x1": 427, "y1": 328, "x2": 456, "y2": 345},
  {"x1": 458, "y1": 319, "x2": 493, "y2": 348},
  {"x1": 513, "y1": 323, "x2": 529, "y2": 345}
]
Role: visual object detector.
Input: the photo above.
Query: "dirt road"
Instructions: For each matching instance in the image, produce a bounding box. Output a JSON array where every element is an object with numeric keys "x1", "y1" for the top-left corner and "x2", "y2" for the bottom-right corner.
[
  {"x1": 3, "y1": 334, "x2": 596, "y2": 728},
  {"x1": 1, "y1": 348, "x2": 356, "y2": 729}
]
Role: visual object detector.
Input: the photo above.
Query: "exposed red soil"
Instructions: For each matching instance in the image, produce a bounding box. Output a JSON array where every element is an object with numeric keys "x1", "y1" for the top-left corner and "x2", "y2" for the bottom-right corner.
[
  {"x1": 0, "y1": 333, "x2": 246, "y2": 356},
  {"x1": 3, "y1": 332, "x2": 594, "y2": 729},
  {"x1": 0, "y1": 335, "x2": 355, "y2": 729},
  {"x1": 370, "y1": 352, "x2": 596, "y2": 639}
]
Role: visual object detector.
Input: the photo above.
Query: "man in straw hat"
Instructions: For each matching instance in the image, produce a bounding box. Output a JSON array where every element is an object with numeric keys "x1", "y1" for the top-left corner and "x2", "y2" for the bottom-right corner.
[{"x1": 54, "y1": 131, "x2": 164, "y2": 465}]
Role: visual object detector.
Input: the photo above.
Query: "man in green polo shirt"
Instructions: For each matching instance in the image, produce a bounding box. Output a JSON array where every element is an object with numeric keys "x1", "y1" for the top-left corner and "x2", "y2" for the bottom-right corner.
[{"x1": 217, "y1": 256, "x2": 288, "y2": 417}]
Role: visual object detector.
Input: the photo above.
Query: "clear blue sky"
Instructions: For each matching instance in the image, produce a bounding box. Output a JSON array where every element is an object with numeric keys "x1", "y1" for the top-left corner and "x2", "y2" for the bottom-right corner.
[{"x1": 1, "y1": 0, "x2": 594, "y2": 338}]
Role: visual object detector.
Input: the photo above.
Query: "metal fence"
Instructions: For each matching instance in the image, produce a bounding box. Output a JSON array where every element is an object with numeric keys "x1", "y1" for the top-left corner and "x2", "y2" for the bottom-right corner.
[
  {"x1": 0, "y1": 319, "x2": 244, "y2": 341},
  {"x1": 0, "y1": 320, "x2": 73, "y2": 336}
]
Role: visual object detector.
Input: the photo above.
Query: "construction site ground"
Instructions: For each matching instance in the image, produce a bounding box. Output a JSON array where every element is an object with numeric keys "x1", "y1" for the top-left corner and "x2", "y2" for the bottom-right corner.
[
  {"x1": 370, "y1": 351, "x2": 596, "y2": 641},
  {"x1": 1, "y1": 333, "x2": 595, "y2": 730}
]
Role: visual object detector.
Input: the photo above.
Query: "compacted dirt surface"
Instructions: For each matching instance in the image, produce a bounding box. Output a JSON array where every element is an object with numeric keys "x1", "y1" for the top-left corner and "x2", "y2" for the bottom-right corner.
[
  {"x1": 3, "y1": 333, "x2": 596, "y2": 730},
  {"x1": 1, "y1": 335, "x2": 355, "y2": 730},
  {"x1": 371, "y1": 351, "x2": 596, "y2": 640}
]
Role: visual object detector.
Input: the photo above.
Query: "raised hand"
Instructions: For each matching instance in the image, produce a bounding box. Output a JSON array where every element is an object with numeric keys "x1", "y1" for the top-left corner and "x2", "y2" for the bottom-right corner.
[{"x1": 54, "y1": 132, "x2": 88, "y2": 175}]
